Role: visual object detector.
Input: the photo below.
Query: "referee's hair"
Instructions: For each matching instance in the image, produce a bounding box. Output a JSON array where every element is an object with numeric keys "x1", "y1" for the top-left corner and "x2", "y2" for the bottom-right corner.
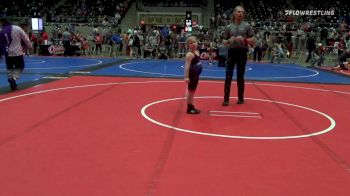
[{"x1": 231, "y1": 6, "x2": 245, "y2": 22}]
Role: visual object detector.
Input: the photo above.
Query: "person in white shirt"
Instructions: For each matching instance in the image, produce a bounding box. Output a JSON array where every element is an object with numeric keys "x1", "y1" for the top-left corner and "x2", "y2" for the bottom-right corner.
[{"x1": 0, "y1": 17, "x2": 32, "y2": 90}]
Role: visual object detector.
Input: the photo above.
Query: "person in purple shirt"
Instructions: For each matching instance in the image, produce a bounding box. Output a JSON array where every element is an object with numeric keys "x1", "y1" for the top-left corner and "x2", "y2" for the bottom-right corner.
[{"x1": 0, "y1": 17, "x2": 32, "y2": 90}]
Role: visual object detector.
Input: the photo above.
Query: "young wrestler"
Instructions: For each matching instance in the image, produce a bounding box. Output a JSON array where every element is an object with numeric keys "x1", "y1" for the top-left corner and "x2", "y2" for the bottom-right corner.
[{"x1": 184, "y1": 36, "x2": 202, "y2": 114}]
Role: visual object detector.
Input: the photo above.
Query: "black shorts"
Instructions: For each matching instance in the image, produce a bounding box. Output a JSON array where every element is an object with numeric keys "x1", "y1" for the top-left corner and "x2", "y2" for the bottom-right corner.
[
  {"x1": 188, "y1": 63, "x2": 202, "y2": 90},
  {"x1": 6, "y1": 55, "x2": 25, "y2": 70}
]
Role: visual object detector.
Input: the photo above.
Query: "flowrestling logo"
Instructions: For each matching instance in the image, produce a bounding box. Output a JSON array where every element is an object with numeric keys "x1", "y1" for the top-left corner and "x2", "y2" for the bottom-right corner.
[{"x1": 285, "y1": 10, "x2": 335, "y2": 16}]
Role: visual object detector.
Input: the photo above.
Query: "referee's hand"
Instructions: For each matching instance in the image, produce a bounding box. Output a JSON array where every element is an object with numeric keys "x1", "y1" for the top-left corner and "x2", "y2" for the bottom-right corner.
[
  {"x1": 235, "y1": 36, "x2": 244, "y2": 42},
  {"x1": 230, "y1": 36, "x2": 244, "y2": 44}
]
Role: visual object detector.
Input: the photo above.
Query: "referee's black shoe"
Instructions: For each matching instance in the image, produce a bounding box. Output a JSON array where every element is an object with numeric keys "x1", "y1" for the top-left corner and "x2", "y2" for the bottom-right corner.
[{"x1": 236, "y1": 99, "x2": 245, "y2": 104}]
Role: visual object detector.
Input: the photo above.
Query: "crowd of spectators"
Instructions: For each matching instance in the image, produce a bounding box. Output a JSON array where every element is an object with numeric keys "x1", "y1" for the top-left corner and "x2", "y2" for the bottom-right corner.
[
  {"x1": 0, "y1": 0, "x2": 53, "y2": 18},
  {"x1": 1, "y1": 0, "x2": 349, "y2": 69},
  {"x1": 214, "y1": 0, "x2": 350, "y2": 26},
  {"x1": 1, "y1": 0, "x2": 131, "y2": 25},
  {"x1": 44, "y1": 0, "x2": 131, "y2": 24},
  {"x1": 142, "y1": 0, "x2": 207, "y2": 7}
]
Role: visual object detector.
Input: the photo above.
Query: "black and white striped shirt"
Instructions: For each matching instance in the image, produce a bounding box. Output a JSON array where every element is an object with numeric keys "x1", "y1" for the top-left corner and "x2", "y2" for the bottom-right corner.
[{"x1": 223, "y1": 22, "x2": 255, "y2": 49}]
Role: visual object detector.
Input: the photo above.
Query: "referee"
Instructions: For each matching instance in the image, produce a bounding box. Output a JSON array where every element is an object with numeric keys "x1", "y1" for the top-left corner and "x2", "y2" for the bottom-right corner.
[{"x1": 222, "y1": 6, "x2": 255, "y2": 106}]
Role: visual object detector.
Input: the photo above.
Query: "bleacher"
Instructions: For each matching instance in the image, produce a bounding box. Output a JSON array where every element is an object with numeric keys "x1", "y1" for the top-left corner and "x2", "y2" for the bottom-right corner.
[
  {"x1": 215, "y1": 0, "x2": 349, "y2": 23},
  {"x1": 1, "y1": 0, "x2": 132, "y2": 25},
  {"x1": 1, "y1": 0, "x2": 54, "y2": 17},
  {"x1": 142, "y1": 0, "x2": 207, "y2": 7}
]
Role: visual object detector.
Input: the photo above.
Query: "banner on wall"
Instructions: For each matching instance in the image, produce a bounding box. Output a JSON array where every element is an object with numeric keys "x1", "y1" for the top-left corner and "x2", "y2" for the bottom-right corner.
[{"x1": 140, "y1": 14, "x2": 199, "y2": 25}]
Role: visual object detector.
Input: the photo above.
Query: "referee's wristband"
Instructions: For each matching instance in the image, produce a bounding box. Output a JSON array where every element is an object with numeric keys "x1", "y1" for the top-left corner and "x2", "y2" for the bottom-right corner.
[{"x1": 244, "y1": 38, "x2": 248, "y2": 45}]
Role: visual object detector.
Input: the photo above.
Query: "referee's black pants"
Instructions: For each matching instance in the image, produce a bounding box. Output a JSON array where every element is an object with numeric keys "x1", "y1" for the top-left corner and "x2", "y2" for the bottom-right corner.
[{"x1": 224, "y1": 48, "x2": 247, "y2": 101}]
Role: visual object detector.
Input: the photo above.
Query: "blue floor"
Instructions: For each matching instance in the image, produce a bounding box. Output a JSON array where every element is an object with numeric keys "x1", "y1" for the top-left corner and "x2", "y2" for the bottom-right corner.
[
  {"x1": 90, "y1": 59, "x2": 350, "y2": 84},
  {"x1": 0, "y1": 56, "x2": 116, "y2": 74},
  {"x1": 1, "y1": 57, "x2": 349, "y2": 89},
  {"x1": 0, "y1": 56, "x2": 117, "y2": 88},
  {"x1": 0, "y1": 74, "x2": 44, "y2": 87}
]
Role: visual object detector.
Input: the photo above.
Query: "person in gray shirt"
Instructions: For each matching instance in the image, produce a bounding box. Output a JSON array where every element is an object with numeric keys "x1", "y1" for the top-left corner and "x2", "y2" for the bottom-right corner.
[{"x1": 222, "y1": 6, "x2": 255, "y2": 106}]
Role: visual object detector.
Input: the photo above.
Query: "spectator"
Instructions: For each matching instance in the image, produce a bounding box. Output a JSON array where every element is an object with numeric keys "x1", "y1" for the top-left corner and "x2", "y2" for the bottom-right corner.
[
  {"x1": 310, "y1": 43, "x2": 325, "y2": 66},
  {"x1": 0, "y1": 17, "x2": 32, "y2": 90},
  {"x1": 305, "y1": 33, "x2": 316, "y2": 63},
  {"x1": 164, "y1": 35, "x2": 173, "y2": 58},
  {"x1": 95, "y1": 33, "x2": 103, "y2": 55},
  {"x1": 62, "y1": 28, "x2": 72, "y2": 55},
  {"x1": 217, "y1": 38, "x2": 228, "y2": 67},
  {"x1": 29, "y1": 32, "x2": 38, "y2": 54},
  {"x1": 334, "y1": 49, "x2": 350, "y2": 70},
  {"x1": 144, "y1": 42, "x2": 156, "y2": 58},
  {"x1": 82, "y1": 37, "x2": 89, "y2": 55},
  {"x1": 253, "y1": 33, "x2": 263, "y2": 62},
  {"x1": 110, "y1": 31, "x2": 122, "y2": 57},
  {"x1": 41, "y1": 29, "x2": 49, "y2": 44},
  {"x1": 270, "y1": 43, "x2": 285, "y2": 64},
  {"x1": 158, "y1": 42, "x2": 168, "y2": 59},
  {"x1": 129, "y1": 31, "x2": 140, "y2": 58}
]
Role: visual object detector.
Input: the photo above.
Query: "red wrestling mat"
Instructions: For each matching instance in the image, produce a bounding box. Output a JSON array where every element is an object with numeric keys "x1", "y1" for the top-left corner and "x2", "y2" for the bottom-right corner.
[{"x1": 0, "y1": 76, "x2": 349, "y2": 196}]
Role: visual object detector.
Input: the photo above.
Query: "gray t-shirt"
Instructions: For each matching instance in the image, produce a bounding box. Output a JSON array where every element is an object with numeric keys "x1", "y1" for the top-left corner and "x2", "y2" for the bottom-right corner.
[
  {"x1": 62, "y1": 31, "x2": 71, "y2": 41},
  {"x1": 223, "y1": 21, "x2": 254, "y2": 48}
]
